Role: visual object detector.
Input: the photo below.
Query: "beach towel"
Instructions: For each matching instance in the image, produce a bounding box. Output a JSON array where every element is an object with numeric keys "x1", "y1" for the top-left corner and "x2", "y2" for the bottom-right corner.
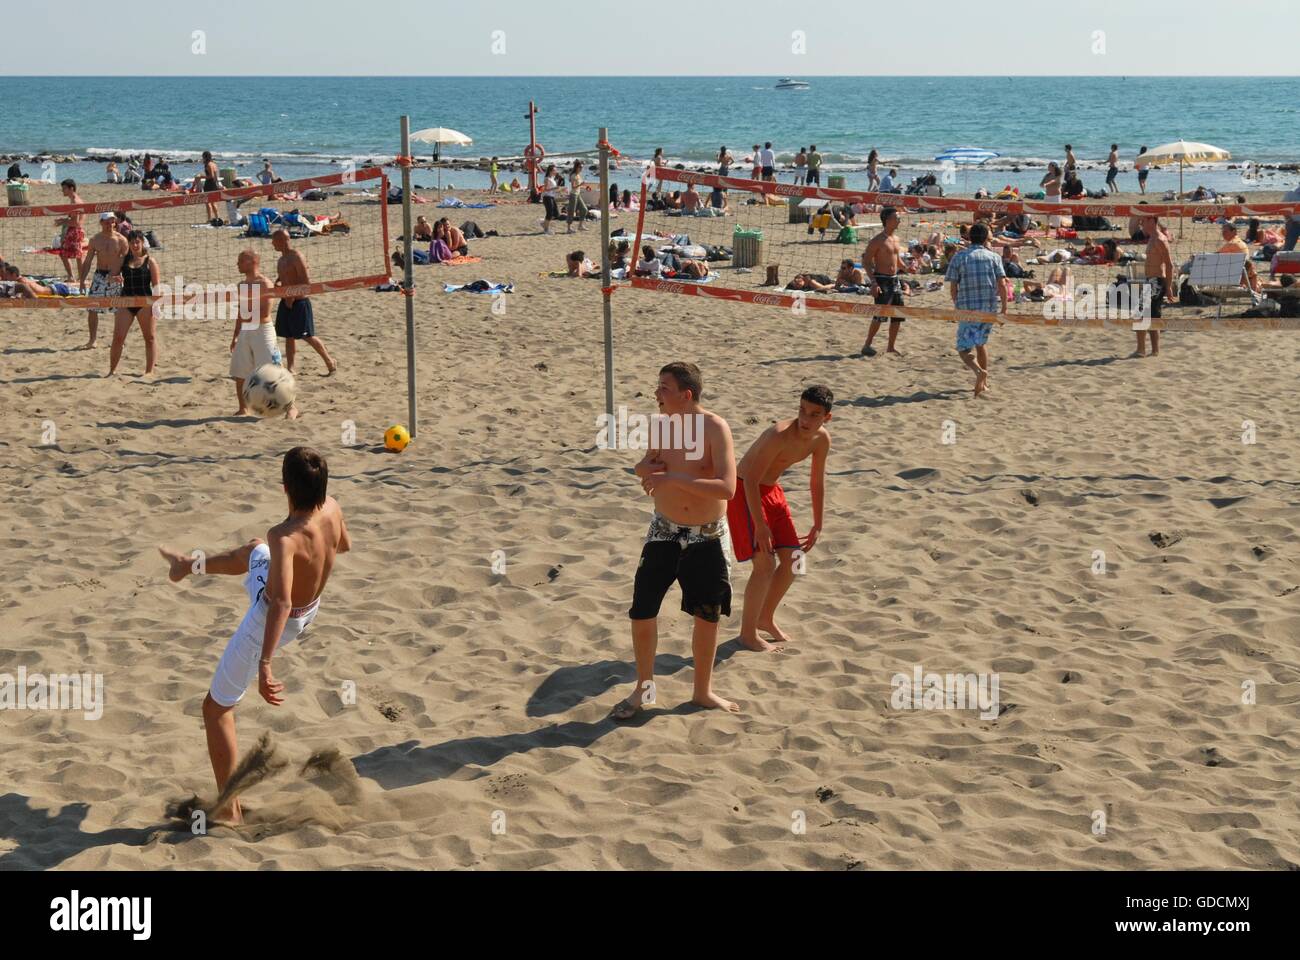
[
  {"x1": 442, "y1": 281, "x2": 515, "y2": 294},
  {"x1": 437, "y1": 197, "x2": 495, "y2": 209},
  {"x1": 442, "y1": 255, "x2": 483, "y2": 265}
]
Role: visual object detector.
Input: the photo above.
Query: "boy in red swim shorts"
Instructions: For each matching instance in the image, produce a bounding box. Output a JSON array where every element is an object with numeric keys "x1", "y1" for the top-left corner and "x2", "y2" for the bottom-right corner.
[{"x1": 726, "y1": 385, "x2": 832, "y2": 651}]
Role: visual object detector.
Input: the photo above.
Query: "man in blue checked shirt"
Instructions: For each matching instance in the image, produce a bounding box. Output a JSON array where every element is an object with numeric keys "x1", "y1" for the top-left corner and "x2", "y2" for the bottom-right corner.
[{"x1": 944, "y1": 221, "x2": 1007, "y2": 399}]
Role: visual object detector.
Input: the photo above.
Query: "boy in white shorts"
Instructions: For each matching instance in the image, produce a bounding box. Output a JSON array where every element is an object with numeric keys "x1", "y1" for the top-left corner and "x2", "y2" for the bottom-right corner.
[
  {"x1": 159, "y1": 447, "x2": 350, "y2": 824},
  {"x1": 229, "y1": 249, "x2": 289, "y2": 416}
]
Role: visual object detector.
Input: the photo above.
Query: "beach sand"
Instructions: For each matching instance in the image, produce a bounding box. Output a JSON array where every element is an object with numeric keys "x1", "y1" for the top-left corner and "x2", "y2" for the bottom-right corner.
[{"x1": 1, "y1": 179, "x2": 1298, "y2": 870}]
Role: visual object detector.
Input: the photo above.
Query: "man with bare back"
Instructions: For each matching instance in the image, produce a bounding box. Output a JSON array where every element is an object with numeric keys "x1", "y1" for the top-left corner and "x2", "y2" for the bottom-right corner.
[
  {"x1": 78, "y1": 213, "x2": 128, "y2": 349},
  {"x1": 158, "y1": 447, "x2": 350, "y2": 823},
  {"x1": 861, "y1": 206, "x2": 908, "y2": 357},
  {"x1": 727, "y1": 385, "x2": 831, "y2": 651},
  {"x1": 1137, "y1": 214, "x2": 1173, "y2": 358},
  {"x1": 271, "y1": 229, "x2": 337, "y2": 375},
  {"x1": 613, "y1": 362, "x2": 739, "y2": 720}
]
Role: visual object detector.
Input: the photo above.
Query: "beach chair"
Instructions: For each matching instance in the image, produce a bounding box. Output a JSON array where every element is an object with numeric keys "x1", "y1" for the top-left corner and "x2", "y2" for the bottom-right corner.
[
  {"x1": 1187, "y1": 252, "x2": 1251, "y2": 316},
  {"x1": 246, "y1": 213, "x2": 272, "y2": 238}
]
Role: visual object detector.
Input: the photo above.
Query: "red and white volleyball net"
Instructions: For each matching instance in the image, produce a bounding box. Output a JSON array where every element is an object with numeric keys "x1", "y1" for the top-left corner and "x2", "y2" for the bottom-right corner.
[
  {"x1": 623, "y1": 166, "x2": 1300, "y2": 331},
  {"x1": 0, "y1": 167, "x2": 391, "y2": 312}
]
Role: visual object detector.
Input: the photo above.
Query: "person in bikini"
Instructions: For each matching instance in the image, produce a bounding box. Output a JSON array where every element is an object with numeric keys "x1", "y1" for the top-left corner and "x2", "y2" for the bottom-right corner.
[
  {"x1": 614, "y1": 362, "x2": 739, "y2": 720},
  {"x1": 727, "y1": 385, "x2": 831, "y2": 651},
  {"x1": 861, "y1": 206, "x2": 908, "y2": 357},
  {"x1": 78, "y1": 213, "x2": 128, "y2": 349},
  {"x1": 158, "y1": 446, "x2": 350, "y2": 824}
]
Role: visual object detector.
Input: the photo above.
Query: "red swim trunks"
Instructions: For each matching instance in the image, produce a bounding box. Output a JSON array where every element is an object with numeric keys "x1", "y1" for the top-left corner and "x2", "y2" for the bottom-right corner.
[{"x1": 726, "y1": 481, "x2": 800, "y2": 562}]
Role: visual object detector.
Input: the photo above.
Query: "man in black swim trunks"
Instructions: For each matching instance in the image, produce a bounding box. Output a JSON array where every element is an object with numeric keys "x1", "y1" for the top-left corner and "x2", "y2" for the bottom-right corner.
[
  {"x1": 861, "y1": 206, "x2": 908, "y2": 357},
  {"x1": 271, "y1": 229, "x2": 337, "y2": 375},
  {"x1": 613, "y1": 361, "x2": 740, "y2": 720}
]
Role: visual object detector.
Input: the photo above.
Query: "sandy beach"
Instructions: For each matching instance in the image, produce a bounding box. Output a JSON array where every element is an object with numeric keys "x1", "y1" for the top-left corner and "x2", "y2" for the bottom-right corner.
[{"x1": 2, "y1": 176, "x2": 1298, "y2": 871}]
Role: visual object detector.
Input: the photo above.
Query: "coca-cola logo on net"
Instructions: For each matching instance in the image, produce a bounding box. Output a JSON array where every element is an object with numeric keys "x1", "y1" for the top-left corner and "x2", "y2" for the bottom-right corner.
[
  {"x1": 6, "y1": 207, "x2": 36, "y2": 218},
  {"x1": 977, "y1": 202, "x2": 1000, "y2": 212},
  {"x1": 751, "y1": 294, "x2": 784, "y2": 306},
  {"x1": 1083, "y1": 205, "x2": 1107, "y2": 215}
]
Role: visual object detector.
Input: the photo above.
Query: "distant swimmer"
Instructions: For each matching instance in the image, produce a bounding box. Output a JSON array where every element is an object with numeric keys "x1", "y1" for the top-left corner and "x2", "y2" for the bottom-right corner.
[
  {"x1": 727, "y1": 385, "x2": 832, "y2": 651},
  {"x1": 159, "y1": 447, "x2": 350, "y2": 824},
  {"x1": 613, "y1": 362, "x2": 739, "y2": 720}
]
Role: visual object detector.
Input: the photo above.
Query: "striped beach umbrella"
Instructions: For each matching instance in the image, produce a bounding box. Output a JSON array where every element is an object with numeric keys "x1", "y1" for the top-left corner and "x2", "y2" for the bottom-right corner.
[{"x1": 934, "y1": 147, "x2": 1000, "y2": 193}]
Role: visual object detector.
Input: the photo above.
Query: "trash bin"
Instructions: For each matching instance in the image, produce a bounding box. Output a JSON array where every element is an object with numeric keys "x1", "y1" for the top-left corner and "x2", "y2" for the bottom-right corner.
[
  {"x1": 733, "y1": 227, "x2": 766, "y2": 268},
  {"x1": 6, "y1": 182, "x2": 29, "y2": 206},
  {"x1": 788, "y1": 196, "x2": 809, "y2": 224},
  {"x1": 220, "y1": 167, "x2": 238, "y2": 188},
  {"x1": 827, "y1": 174, "x2": 846, "y2": 190}
]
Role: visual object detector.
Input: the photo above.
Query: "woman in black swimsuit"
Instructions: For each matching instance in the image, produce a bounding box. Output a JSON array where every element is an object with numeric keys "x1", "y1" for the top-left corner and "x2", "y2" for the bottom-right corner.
[
  {"x1": 202, "y1": 150, "x2": 221, "y2": 221},
  {"x1": 109, "y1": 230, "x2": 160, "y2": 375}
]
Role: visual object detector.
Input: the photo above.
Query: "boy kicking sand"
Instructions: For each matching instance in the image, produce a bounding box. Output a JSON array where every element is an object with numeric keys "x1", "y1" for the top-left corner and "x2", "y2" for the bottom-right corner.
[
  {"x1": 727, "y1": 385, "x2": 832, "y2": 651},
  {"x1": 613, "y1": 362, "x2": 739, "y2": 720},
  {"x1": 158, "y1": 447, "x2": 349, "y2": 823}
]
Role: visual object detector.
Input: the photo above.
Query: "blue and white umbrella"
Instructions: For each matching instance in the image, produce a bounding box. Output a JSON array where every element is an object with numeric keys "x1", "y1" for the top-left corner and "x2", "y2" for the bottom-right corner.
[
  {"x1": 934, "y1": 147, "x2": 999, "y2": 194},
  {"x1": 934, "y1": 147, "x2": 1000, "y2": 165}
]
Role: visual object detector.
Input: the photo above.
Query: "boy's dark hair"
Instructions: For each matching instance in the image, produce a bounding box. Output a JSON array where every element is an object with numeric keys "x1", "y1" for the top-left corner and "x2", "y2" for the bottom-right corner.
[
  {"x1": 881, "y1": 206, "x2": 897, "y2": 224},
  {"x1": 569, "y1": 250, "x2": 585, "y2": 262},
  {"x1": 60, "y1": 178, "x2": 76, "y2": 190},
  {"x1": 660, "y1": 361, "x2": 702, "y2": 401},
  {"x1": 800, "y1": 384, "x2": 834, "y2": 414},
  {"x1": 283, "y1": 446, "x2": 328, "y2": 510},
  {"x1": 969, "y1": 222, "x2": 991, "y2": 245}
]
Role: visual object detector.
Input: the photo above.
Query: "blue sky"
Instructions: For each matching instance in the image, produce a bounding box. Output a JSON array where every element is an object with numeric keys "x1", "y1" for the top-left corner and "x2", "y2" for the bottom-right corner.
[{"x1": 9, "y1": 0, "x2": 1297, "y2": 75}]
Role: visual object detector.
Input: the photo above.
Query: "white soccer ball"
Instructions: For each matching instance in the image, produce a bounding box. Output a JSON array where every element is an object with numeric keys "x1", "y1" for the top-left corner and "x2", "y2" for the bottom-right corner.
[{"x1": 243, "y1": 363, "x2": 296, "y2": 417}]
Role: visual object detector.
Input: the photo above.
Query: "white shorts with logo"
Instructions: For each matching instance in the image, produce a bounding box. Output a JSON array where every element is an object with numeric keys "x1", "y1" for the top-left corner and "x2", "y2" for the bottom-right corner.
[
  {"x1": 209, "y1": 543, "x2": 319, "y2": 707},
  {"x1": 229, "y1": 322, "x2": 280, "y2": 381}
]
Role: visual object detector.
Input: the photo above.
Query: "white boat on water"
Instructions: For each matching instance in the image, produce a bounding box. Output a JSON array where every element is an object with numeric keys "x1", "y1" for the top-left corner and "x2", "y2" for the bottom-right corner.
[{"x1": 775, "y1": 78, "x2": 810, "y2": 90}]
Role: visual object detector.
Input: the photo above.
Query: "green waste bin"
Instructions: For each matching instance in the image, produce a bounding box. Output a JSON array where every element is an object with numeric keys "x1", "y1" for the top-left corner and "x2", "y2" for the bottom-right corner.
[
  {"x1": 733, "y1": 227, "x2": 765, "y2": 268},
  {"x1": 220, "y1": 167, "x2": 238, "y2": 188},
  {"x1": 827, "y1": 174, "x2": 846, "y2": 190},
  {"x1": 6, "y1": 182, "x2": 29, "y2": 206}
]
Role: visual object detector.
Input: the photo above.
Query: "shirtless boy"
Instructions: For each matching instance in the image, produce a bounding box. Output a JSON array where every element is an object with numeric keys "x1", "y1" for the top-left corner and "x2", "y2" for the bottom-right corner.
[
  {"x1": 159, "y1": 447, "x2": 349, "y2": 824},
  {"x1": 727, "y1": 385, "x2": 831, "y2": 651},
  {"x1": 78, "y1": 213, "x2": 128, "y2": 349},
  {"x1": 861, "y1": 206, "x2": 908, "y2": 357},
  {"x1": 230, "y1": 249, "x2": 298, "y2": 418},
  {"x1": 1138, "y1": 214, "x2": 1173, "y2": 357},
  {"x1": 271, "y1": 230, "x2": 337, "y2": 375},
  {"x1": 614, "y1": 362, "x2": 739, "y2": 720}
]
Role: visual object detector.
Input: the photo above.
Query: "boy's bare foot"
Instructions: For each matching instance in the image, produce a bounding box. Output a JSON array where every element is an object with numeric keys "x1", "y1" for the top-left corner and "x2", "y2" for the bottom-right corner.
[
  {"x1": 235, "y1": 407, "x2": 249, "y2": 417},
  {"x1": 1130, "y1": 349, "x2": 1146, "y2": 358},
  {"x1": 886, "y1": 348, "x2": 904, "y2": 357},
  {"x1": 82, "y1": 340, "x2": 96, "y2": 350},
  {"x1": 740, "y1": 633, "x2": 776, "y2": 652},
  {"x1": 973, "y1": 370, "x2": 988, "y2": 398},
  {"x1": 610, "y1": 695, "x2": 643, "y2": 721},
  {"x1": 158, "y1": 545, "x2": 193, "y2": 582},
  {"x1": 692, "y1": 691, "x2": 741, "y2": 713},
  {"x1": 212, "y1": 799, "x2": 243, "y2": 825},
  {"x1": 757, "y1": 619, "x2": 793, "y2": 644},
  {"x1": 325, "y1": 359, "x2": 338, "y2": 376}
]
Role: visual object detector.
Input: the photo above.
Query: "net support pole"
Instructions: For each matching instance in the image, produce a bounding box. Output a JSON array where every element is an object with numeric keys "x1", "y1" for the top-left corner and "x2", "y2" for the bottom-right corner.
[
  {"x1": 400, "y1": 115, "x2": 418, "y2": 439},
  {"x1": 631, "y1": 173, "x2": 649, "y2": 280},
  {"x1": 599, "y1": 127, "x2": 614, "y2": 421}
]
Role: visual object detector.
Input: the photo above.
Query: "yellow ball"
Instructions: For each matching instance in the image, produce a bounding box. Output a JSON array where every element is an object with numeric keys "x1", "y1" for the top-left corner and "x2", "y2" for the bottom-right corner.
[{"x1": 384, "y1": 424, "x2": 411, "y2": 452}]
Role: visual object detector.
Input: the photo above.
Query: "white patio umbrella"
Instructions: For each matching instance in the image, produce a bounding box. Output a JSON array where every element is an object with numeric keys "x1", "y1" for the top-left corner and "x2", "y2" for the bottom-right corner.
[
  {"x1": 1135, "y1": 140, "x2": 1230, "y2": 235},
  {"x1": 1135, "y1": 139, "x2": 1230, "y2": 197},
  {"x1": 410, "y1": 127, "x2": 473, "y2": 192}
]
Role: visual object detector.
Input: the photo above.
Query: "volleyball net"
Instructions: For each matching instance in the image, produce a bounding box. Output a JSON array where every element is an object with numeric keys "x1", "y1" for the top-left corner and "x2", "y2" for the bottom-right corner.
[
  {"x1": 623, "y1": 166, "x2": 1300, "y2": 331},
  {"x1": 0, "y1": 167, "x2": 391, "y2": 314}
]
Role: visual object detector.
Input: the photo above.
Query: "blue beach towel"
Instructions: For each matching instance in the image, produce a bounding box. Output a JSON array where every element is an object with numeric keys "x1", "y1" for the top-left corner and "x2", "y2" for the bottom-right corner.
[{"x1": 437, "y1": 197, "x2": 495, "y2": 209}]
